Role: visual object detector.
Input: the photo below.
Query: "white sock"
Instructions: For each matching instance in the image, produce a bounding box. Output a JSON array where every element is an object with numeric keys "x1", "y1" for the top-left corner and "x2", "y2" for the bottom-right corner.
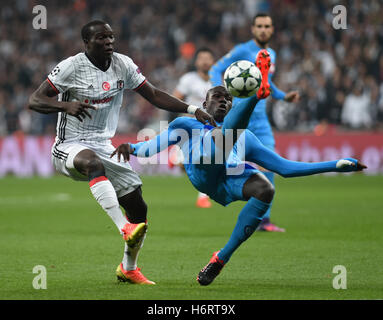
[
  {"x1": 122, "y1": 229, "x2": 146, "y2": 271},
  {"x1": 198, "y1": 192, "x2": 208, "y2": 198},
  {"x1": 89, "y1": 176, "x2": 127, "y2": 233}
]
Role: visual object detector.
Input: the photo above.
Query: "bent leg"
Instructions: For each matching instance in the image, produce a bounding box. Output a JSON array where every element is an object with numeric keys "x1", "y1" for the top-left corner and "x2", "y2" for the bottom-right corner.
[
  {"x1": 259, "y1": 171, "x2": 274, "y2": 220},
  {"x1": 217, "y1": 173, "x2": 274, "y2": 263},
  {"x1": 118, "y1": 187, "x2": 147, "y2": 224},
  {"x1": 119, "y1": 187, "x2": 148, "y2": 271},
  {"x1": 73, "y1": 149, "x2": 106, "y2": 179},
  {"x1": 73, "y1": 149, "x2": 128, "y2": 233}
]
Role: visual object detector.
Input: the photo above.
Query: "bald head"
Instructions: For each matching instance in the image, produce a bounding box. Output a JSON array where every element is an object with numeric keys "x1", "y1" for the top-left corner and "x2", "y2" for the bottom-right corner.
[
  {"x1": 203, "y1": 86, "x2": 233, "y2": 123},
  {"x1": 205, "y1": 85, "x2": 229, "y2": 100}
]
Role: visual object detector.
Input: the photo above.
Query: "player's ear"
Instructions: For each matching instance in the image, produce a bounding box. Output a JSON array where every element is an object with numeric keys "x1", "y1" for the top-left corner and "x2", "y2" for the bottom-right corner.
[{"x1": 202, "y1": 101, "x2": 207, "y2": 109}]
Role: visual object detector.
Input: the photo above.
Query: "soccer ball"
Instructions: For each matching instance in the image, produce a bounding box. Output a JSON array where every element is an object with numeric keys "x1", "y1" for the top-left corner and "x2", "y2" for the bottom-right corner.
[{"x1": 223, "y1": 60, "x2": 262, "y2": 98}]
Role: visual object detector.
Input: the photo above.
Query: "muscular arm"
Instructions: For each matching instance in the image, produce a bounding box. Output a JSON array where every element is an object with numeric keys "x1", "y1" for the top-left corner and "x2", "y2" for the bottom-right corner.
[
  {"x1": 171, "y1": 89, "x2": 185, "y2": 101},
  {"x1": 28, "y1": 80, "x2": 96, "y2": 121},
  {"x1": 28, "y1": 80, "x2": 65, "y2": 113},
  {"x1": 137, "y1": 81, "x2": 190, "y2": 113},
  {"x1": 136, "y1": 81, "x2": 216, "y2": 126}
]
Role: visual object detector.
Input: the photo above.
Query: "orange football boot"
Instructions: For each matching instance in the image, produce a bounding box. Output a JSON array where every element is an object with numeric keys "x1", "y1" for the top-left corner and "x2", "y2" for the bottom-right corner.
[
  {"x1": 121, "y1": 222, "x2": 147, "y2": 247},
  {"x1": 196, "y1": 194, "x2": 212, "y2": 208},
  {"x1": 116, "y1": 263, "x2": 155, "y2": 285},
  {"x1": 255, "y1": 49, "x2": 271, "y2": 99}
]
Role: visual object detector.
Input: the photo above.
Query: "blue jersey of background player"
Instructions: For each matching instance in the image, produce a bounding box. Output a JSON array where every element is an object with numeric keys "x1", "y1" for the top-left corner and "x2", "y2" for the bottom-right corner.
[
  {"x1": 112, "y1": 82, "x2": 366, "y2": 286},
  {"x1": 209, "y1": 13, "x2": 300, "y2": 232}
]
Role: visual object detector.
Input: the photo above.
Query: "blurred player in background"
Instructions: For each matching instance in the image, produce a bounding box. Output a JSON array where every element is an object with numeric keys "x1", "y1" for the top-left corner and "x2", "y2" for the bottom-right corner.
[
  {"x1": 209, "y1": 13, "x2": 300, "y2": 232},
  {"x1": 28, "y1": 20, "x2": 215, "y2": 285},
  {"x1": 112, "y1": 50, "x2": 366, "y2": 285},
  {"x1": 172, "y1": 47, "x2": 215, "y2": 208}
]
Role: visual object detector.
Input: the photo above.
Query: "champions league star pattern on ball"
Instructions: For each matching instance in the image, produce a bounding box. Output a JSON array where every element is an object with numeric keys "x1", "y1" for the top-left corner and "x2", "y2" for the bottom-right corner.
[{"x1": 223, "y1": 60, "x2": 262, "y2": 98}]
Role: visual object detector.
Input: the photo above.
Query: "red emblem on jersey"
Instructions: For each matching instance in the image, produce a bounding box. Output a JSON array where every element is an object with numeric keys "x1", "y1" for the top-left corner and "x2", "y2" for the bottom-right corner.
[{"x1": 102, "y1": 82, "x2": 111, "y2": 91}]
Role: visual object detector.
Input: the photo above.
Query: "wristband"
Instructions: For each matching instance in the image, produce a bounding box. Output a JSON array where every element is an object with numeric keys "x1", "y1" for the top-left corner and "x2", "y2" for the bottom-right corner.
[{"x1": 187, "y1": 105, "x2": 199, "y2": 115}]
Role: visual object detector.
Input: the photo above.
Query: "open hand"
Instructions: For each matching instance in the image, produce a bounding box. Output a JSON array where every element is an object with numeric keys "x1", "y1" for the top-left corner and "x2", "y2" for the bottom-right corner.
[
  {"x1": 355, "y1": 161, "x2": 367, "y2": 171},
  {"x1": 195, "y1": 108, "x2": 217, "y2": 127},
  {"x1": 284, "y1": 91, "x2": 300, "y2": 103},
  {"x1": 336, "y1": 159, "x2": 367, "y2": 172},
  {"x1": 64, "y1": 102, "x2": 97, "y2": 122},
  {"x1": 110, "y1": 143, "x2": 134, "y2": 162}
]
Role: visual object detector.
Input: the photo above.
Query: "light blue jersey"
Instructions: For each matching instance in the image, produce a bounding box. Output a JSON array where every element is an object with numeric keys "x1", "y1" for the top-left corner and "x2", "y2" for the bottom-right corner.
[
  {"x1": 131, "y1": 115, "x2": 359, "y2": 206},
  {"x1": 209, "y1": 40, "x2": 286, "y2": 147},
  {"x1": 129, "y1": 92, "x2": 361, "y2": 268},
  {"x1": 132, "y1": 117, "x2": 256, "y2": 205}
]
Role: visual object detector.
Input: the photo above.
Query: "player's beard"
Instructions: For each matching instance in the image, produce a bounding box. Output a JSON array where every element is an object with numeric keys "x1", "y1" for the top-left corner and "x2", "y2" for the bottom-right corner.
[
  {"x1": 255, "y1": 35, "x2": 270, "y2": 47},
  {"x1": 199, "y1": 67, "x2": 210, "y2": 75}
]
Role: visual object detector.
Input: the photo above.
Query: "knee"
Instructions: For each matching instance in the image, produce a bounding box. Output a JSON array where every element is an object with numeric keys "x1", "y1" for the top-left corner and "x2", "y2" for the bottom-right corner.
[
  {"x1": 243, "y1": 174, "x2": 275, "y2": 203},
  {"x1": 85, "y1": 157, "x2": 105, "y2": 178},
  {"x1": 258, "y1": 183, "x2": 275, "y2": 203}
]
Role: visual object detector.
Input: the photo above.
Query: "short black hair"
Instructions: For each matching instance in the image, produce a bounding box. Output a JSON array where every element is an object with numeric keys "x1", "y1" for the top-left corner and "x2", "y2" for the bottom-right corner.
[
  {"x1": 194, "y1": 47, "x2": 215, "y2": 59},
  {"x1": 81, "y1": 20, "x2": 108, "y2": 42},
  {"x1": 252, "y1": 13, "x2": 272, "y2": 25}
]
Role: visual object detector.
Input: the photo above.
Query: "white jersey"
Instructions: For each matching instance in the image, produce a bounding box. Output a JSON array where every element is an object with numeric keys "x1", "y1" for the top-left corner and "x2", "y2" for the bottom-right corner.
[
  {"x1": 47, "y1": 52, "x2": 146, "y2": 142},
  {"x1": 175, "y1": 71, "x2": 212, "y2": 107}
]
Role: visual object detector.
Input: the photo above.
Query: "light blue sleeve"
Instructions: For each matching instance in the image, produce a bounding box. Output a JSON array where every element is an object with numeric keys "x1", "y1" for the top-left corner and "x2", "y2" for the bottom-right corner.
[
  {"x1": 209, "y1": 45, "x2": 246, "y2": 86},
  {"x1": 131, "y1": 118, "x2": 192, "y2": 157},
  {"x1": 269, "y1": 79, "x2": 286, "y2": 100},
  {"x1": 242, "y1": 130, "x2": 360, "y2": 177}
]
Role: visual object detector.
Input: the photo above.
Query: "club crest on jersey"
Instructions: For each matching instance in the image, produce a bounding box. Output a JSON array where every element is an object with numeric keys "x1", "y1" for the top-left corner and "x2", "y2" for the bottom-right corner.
[
  {"x1": 102, "y1": 81, "x2": 111, "y2": 91},
  {"x1": 117, "y1": 80, "x2": 124, "y2": 89}
]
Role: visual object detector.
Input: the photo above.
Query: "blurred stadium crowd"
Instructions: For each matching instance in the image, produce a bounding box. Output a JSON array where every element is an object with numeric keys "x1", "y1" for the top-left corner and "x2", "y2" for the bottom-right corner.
[{"x1": 0, "y1": 0, "x2": 382, "y2": 136}]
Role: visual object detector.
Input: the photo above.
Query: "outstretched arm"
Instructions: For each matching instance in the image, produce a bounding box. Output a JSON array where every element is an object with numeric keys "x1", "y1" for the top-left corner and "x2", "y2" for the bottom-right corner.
[
  {"x1": 136, "y1": 81, "x2": 216, "y2": 126},
  {"x1": 241, "y1": 130, "x2": 366, "y2": 177},
  {"x1": 269, "y1": 79, "x2": 300, "y2": 102},
  {"x1": 111, "y1": 118, "x2": 190, "y2": 161},
  {"x1": 269, "y1": 79, "x2": 286, "y2": 100}
]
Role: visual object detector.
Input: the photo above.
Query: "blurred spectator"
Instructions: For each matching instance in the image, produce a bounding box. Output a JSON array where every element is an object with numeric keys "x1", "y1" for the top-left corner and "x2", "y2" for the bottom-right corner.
[
  {"x1": 0, "y1": 0, "x2": 382, "y2": 136},
  {"x1": 4, "y1": 103, "x2": 19, "y2": 134},
  {"x1": 341, "y1": 83, "x2": 373, "y2": 129}
]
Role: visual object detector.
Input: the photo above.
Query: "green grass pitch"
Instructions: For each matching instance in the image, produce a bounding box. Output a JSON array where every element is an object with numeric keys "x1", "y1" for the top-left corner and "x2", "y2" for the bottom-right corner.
[{"x1": 0, "y1": 173, "x2": 382, "y2": 300}]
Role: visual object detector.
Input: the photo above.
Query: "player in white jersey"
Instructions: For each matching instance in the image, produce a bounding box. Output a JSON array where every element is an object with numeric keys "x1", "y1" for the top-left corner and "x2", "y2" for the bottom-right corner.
[
  {"x1": 172, "y1": 48, "x2": 215, "y2": 208},
  {"x1": 28, "y1": 20, "x2": 216, "y2": 285}
]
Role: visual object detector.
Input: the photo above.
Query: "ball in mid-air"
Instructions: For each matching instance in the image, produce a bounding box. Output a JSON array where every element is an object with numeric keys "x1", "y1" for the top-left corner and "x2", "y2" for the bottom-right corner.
[{"x1": 223, "y1": 60, "x2": 262, "y2": 98}]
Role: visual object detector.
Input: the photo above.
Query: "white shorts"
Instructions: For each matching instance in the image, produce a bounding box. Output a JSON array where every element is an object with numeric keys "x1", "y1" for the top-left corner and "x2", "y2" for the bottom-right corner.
[{"x1": 51, "y1": 139, "x2": 142, "y2": 198}]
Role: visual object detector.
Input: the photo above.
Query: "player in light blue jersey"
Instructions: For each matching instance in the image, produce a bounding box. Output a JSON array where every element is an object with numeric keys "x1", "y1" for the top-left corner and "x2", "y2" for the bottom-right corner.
[
  {"x1": 209, "y1": 13, "x2": 299, "y2": 232},
  {"x1": 112, "y1": 53, "x2": 366, "y2": 285}
]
